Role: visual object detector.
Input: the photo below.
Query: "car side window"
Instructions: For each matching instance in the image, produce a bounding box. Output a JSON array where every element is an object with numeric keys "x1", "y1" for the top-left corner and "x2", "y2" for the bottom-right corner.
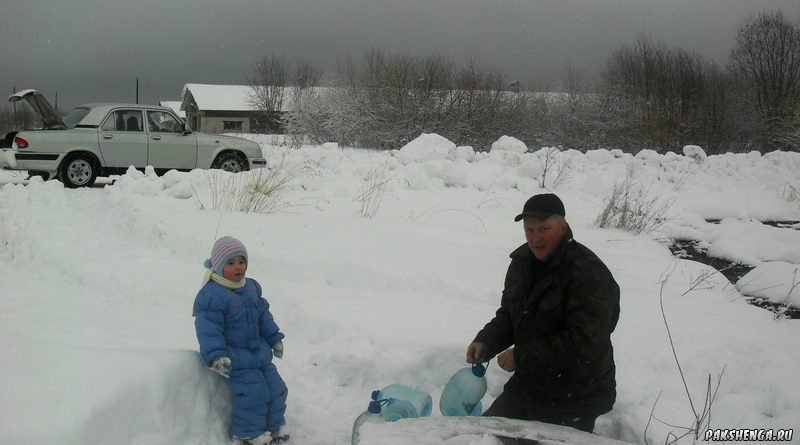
[
  {"x1": 147, "y1": 111, "x2": 182, "y2": 133},
  {"x1": 101, "y1": 110, "x2": 143, "y2": 132}
]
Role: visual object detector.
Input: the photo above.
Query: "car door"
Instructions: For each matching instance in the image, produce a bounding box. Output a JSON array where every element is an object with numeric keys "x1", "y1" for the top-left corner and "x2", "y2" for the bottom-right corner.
[
  {"x1": 98, "y1": 109, "x2": 148, "y2": 168},
  {"x1": 145, "y1": 110, "x2": 197, "y2": 170}
]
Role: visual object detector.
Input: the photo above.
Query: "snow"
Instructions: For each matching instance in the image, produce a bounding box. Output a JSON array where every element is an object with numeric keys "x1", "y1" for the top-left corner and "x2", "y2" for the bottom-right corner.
[
  {"x1": 1, "y1": 135, "x2": 799, "y2": 445},
  {"x1": 661, "y1": 217, "x2": 800, "y2": 266},
  {"x1": 736, "y1": 262, "x2": 800, "y2": 307},
  {"x1": 395, "y1": 133, "x2": 456, "y2": 164},
  {"x1": 181, "y1": 84, "x2": 257, "y2": 111},
  {"x1": 490, "y1": 136, "x2": 528, "y2": 154},
  {"x1": 359, "y1": 417, "x2": 630, "y2": 445},
  {"x1": 681, "y1": 144, "x2": 707, "y2": 163}
]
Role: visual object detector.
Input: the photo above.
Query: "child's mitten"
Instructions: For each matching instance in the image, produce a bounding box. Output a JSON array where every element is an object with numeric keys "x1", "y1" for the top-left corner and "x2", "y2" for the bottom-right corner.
[
  {"x1": 272, "y1": 341, "x2": 284, "y2": 359},
  {"x1": 210, "y1": 357, "x2": 232, "y2": 378}
]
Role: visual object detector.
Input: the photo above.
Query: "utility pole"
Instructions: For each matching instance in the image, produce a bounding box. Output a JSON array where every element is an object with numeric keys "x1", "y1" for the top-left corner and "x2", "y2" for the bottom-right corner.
[
  {"x1": 55, "y1": 92, "x2": 59, "y2": 113},
  {"x1": 136, "y1": 78, "x2": 139, "y2": 104},
  {"x1": 12, "y1": 86, "x2": 17, "y2": 130}
]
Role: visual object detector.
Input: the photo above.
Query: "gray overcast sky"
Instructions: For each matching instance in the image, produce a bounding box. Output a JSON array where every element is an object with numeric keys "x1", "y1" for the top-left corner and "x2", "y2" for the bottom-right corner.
[{"x1": 2, "y1": 0, "x2": 799, "y2": 110}]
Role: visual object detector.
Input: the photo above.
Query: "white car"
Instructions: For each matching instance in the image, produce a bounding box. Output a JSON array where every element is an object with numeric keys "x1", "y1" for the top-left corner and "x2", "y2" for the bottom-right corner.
[{"x1": 1, "y1": 89, "x2": 266, "y2": 187}]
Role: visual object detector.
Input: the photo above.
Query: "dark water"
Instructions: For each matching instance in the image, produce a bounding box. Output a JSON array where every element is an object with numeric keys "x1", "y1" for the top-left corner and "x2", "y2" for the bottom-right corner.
[
  {"x1": 706, "y1": 219, "x2": 800, "y2": 230},
  {"x1": 665, "y1": 228, "x2": 799, "y2": 319},
  {"x1": 763, "y1": 221, "x2": 800, "y2": 229},
  {"x1": 666, "y1": 239, "x2": 754, "y2": 283}
]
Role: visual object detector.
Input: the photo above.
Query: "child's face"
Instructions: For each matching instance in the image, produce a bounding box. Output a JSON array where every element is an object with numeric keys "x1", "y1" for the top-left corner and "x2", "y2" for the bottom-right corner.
[{"x1": 222, "y1": 256, "x2": 247, "y2": 281}]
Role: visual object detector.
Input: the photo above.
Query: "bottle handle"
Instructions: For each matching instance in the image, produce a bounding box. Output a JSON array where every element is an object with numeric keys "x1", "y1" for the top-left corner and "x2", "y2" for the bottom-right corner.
[
  {"x1": 367, "y1": 389, "x2": 391, "y2": 413},
  {"x1": 472, "y1": 360, "x2": 490, "y2": 377}
]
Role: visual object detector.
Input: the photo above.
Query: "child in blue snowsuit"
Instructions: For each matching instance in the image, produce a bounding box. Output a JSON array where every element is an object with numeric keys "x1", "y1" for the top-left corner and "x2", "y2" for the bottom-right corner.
[{"x1": 194, "y1": 236, "x2": 289, "y2": 445}]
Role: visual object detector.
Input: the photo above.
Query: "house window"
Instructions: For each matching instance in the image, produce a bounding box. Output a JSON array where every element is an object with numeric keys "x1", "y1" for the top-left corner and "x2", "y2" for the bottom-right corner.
[{"x1": 223, "y1": 120, "x2": 243, "y2": 131}]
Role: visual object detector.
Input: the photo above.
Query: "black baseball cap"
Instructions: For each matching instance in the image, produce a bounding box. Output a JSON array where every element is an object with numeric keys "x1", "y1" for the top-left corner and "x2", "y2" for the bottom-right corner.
[{"x1": 514, "y1": 193, "x2": 566, "y2": 222}]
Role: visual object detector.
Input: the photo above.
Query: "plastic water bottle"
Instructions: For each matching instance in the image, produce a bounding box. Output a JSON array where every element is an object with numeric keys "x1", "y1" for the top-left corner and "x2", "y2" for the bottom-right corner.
[
  {"x1": 381, "y1": 398, "x2": 417, "y2": 422},
  {"x1": 379, "y1": 384, "x2": 433, "y2": 421},
  {"x1": 439, "y1": 363, "x2": 488, "y2": 416},
  {"x1": 351, "y1": 390, "x2": 386, "y2": 445}
]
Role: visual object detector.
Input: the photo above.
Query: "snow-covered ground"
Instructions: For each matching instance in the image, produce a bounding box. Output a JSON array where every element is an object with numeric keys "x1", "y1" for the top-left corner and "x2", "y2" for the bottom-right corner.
[{"x1": 1, "y1": 135, "x2": 798, "y2": 445}]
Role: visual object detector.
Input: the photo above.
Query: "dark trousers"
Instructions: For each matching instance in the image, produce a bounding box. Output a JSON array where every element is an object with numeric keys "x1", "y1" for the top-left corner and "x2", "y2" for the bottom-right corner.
[{"x1": 482, "y1": 390, "x2": 598, "y2": 433}]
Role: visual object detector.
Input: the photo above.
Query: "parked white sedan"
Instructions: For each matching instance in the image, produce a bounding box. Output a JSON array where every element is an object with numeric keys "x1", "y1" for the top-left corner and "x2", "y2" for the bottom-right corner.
[{"x1": 1, "y1": 90, "x2": 266, "y2": 187}]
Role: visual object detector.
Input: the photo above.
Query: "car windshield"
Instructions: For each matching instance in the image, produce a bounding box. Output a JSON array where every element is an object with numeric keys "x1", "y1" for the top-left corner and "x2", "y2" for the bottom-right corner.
[{"x1": 63, "y1": 107, "x2": 91, "y2": 129}]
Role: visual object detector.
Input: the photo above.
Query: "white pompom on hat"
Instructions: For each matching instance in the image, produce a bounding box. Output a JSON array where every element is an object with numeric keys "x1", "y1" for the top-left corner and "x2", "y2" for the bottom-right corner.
[{"x1": 204, "y1": 236, "x2": 248, "y2": 275}]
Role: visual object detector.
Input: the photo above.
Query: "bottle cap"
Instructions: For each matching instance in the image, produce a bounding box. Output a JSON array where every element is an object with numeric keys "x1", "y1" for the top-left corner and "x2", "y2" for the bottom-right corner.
[
  {"x1": 472, "y1": 363, "x2": 486, "y2": 377},
  {"x1": 367, "y1": 400, "x2": 382, "y2": 414},
  {"x1": 367, "y1": 389, "x2": 383, "y2": 413}
]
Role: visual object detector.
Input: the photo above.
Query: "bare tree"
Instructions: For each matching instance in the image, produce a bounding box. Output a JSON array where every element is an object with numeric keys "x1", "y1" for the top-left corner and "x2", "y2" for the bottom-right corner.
[
  {"x1": 602, "y1": 33, "x2": 736, "y2": 152},
  {"x1": 562, "y1": 62, "x2": 585, "y2": 115},
  {"x1": 249, "y1": 55, "x2": 290, "y2": 133},
  {"x1": 293, "y1": 61, "x2": 322, "y2": 89},
  {"x1": 281, "y1": 60, "x2": 325, "y2": 146},
  {"x1": 729, "y1": 10, "x2": 800, "y2": 150},
  {"x1": 0, "y1": 102, "x2": 37, "y2": 133},
  {"x1": 286, "y1": 49, "x2": 564, "y2": 150}
]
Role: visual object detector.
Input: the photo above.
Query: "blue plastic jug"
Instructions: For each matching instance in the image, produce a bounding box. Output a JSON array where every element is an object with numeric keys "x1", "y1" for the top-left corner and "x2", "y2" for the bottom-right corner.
[
  {"x1": 379, "y1": 384, "x2": 433, "y2": 421},
  {"x1": 382, "y1": 398, "x2": 417, "y2": 422},
  {"x1": 351, "y1": 390, "x2": 386, "y2": 445},
  {"x1": 439, "y1": 363, "x2": 487, "y2": 416}
]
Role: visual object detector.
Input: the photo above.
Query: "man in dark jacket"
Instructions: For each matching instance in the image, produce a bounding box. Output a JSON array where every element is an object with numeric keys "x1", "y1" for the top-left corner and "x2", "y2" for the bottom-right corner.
[{"x1": 467, "y1": 193, "x2": 620, "y2": 433}]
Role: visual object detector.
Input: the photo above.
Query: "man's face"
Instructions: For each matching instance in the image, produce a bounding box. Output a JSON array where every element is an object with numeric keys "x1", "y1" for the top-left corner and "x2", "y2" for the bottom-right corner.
[{"x1": 523, "y1": 215, "x2": 569, "y2": 262}]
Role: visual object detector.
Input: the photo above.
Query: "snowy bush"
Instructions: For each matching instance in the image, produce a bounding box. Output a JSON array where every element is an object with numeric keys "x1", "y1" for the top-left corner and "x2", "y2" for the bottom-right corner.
[
  {"x1": 594, "y1": 174, "x2": 673, "y2": 234},
  {"x1": 354, "y1": 156, "x2": 393, "y2": 218},
  {"x1": 202, "y1": 157, "x2": 302, "y2": 213},
  {"x1": 779, "y1": 183, "x2": 799, "y2": 202},
  {"x1": 533, "y1": 146, "x2": 575, "y2": 189},
  {"x1": 649, "y1": 267, "x2": 726, "y2": 444}
]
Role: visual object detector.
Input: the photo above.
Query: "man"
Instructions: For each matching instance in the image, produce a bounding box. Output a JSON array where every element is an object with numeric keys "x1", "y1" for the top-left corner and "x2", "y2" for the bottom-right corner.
[{"x1": 467, "y1": 193, "x2": 620, "y2": 432}]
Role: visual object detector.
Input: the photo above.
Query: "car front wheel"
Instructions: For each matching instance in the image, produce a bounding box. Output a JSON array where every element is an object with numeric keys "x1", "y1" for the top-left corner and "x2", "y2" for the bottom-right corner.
[
  {"x1": 59, "y1": 154, "x2": 98, "y2": 188},
  {"x1": 212, "y1": 152, "x2": 248, "y2": 173}
]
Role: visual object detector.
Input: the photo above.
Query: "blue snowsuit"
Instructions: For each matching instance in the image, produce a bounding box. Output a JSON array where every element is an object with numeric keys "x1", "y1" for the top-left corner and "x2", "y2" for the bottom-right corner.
[{"x1": 194, "y1": 278, "x2": 287, "y2": 439}]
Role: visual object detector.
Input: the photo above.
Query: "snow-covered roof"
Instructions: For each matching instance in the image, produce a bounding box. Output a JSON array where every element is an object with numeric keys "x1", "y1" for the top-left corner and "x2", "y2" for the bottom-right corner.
[
  {"x1": 181, "y1": 83, "x2": 336, "y2": 113},
  {"x1": 158, "y1": 101, "x2": 186, "y2": 118},
  {"x1": 181, "y1": 84, "x2": 257, "y2": 112}
]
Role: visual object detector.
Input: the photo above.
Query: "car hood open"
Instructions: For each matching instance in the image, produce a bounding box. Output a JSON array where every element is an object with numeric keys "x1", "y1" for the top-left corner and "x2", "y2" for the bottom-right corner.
[{"x1": 8, "y1": 89, "x2": 66, "y2": 130}]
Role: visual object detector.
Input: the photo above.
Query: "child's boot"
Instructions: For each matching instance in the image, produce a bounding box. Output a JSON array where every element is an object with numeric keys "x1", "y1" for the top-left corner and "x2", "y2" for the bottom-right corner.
[
  {"x1": 270, "y1": 426, "x2": 291, "y2": 444},
  {"x1": 237, "y1": 431, "x2": 272, "y2": 445}
]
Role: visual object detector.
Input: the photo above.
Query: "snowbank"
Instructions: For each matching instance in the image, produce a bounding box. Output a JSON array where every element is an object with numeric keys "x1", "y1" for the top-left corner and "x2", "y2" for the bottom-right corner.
[{"x1": 737, "y1": 261, "x2": 800, "y2": 307}]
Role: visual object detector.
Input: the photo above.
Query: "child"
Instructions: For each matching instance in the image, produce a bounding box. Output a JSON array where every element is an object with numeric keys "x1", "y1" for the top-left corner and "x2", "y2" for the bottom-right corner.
[{"x1": 193, "y1": 236, "x2": 289, "y2": 445}]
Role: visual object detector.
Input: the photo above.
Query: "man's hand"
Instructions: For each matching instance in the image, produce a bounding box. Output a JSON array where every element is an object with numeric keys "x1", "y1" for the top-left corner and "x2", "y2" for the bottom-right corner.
[
  {"x1": 466, "y1": 341, "x2": 486, "y2": 364},
  {"x1": 497, "y1": 348, "x2": 516, "y2": 372}
]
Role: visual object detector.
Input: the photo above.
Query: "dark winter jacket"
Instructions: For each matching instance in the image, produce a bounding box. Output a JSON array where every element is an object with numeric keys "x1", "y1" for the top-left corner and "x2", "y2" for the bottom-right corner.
[
  {"x1": 194, "y1": 278, "x2": 284, "y2": 370},
  {"x1": 475, "y1": 229, "x2": 620, "y2": 416}
]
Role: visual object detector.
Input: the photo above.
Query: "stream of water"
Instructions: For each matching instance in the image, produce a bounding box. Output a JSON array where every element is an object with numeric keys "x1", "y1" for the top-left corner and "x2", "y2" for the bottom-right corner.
[{"x1": 665, "y1": 220, "x2": 799, "y2": 319}]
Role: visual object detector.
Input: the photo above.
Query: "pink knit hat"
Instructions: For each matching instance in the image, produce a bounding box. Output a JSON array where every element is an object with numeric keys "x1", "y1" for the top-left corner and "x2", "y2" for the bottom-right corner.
[{"x1": 204, "y1": 236, "x2": 248, "y2": 275}]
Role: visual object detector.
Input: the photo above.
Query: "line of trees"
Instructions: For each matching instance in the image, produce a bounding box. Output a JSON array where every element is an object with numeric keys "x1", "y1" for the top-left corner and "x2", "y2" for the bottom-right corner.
[
  {"x1": 297, "y1": 51, "x2": 544, "y2": 150},
  {"x1": 244, "y1": 10, "x2": 800, "y2": 153},
  {"x1": 0, "y1": 105, "x2": 37, "y2": 134}
]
